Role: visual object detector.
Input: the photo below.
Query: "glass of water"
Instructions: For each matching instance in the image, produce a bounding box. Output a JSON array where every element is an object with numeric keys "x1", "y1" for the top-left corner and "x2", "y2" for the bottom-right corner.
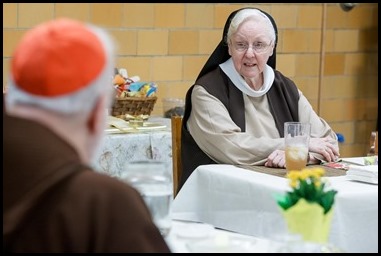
[{"x1": 120, "y1": 160, "x2": 173, "y2": 237}]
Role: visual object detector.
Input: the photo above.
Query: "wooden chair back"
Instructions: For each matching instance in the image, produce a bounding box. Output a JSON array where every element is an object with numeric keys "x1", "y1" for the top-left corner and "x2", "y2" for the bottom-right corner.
[
  {"x1": 171, "y1": 116, "x2": 183, "y2": 197},
  {"x1": 368, "y1": 131, "x2": 378, "y2": 156}
]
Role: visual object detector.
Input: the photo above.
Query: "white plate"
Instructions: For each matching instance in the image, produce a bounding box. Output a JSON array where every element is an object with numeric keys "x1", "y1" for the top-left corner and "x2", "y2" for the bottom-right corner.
[
  {"x1": 175, "y1": 222, "x2": 215, "y2": 239},
  {"x1": 105, "y1": 122, "x2": 167, "y2": 134},
  {"x1": 186, "y1": 234, "x2": 257, "y2": 253}
]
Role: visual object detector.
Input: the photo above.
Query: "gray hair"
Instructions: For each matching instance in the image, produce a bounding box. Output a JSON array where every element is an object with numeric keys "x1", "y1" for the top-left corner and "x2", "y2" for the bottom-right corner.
[
  {"x1": 5, "y1": 23, "x2": 116, "y2": 116},
  {"x1": 225, "y1": 8, "x2": 276, "y2": 45}
]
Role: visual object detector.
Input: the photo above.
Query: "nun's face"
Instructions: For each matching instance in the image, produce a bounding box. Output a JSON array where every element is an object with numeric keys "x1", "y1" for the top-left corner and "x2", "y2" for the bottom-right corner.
[{"x1": 228, "y1": 19, "x2": 274, "y2": 84}]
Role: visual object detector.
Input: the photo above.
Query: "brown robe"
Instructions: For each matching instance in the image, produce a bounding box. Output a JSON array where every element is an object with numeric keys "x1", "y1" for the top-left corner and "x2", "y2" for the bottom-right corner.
[
  {"x1": 180, "y1": 67, "x2": 299, "y2": 192},
  {"x1": 3, "y1": 114, "x2": 171, "y2": 253}
]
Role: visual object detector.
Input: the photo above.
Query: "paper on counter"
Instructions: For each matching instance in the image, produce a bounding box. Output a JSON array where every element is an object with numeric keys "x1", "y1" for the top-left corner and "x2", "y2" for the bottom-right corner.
[{"x1": 346, "y1": 165, "x2": 378, "y2": 184}]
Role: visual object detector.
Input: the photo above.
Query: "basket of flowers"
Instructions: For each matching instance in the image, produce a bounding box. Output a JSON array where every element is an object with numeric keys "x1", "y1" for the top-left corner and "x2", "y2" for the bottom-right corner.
[{"x1": 111, "y1": 72, "x2": 157, "y2": 119}]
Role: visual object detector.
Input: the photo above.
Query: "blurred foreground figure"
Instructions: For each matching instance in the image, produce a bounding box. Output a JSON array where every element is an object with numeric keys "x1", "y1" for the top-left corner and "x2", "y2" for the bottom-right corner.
[{"x1": 3, "y1": 18, "x2": 170, "y2": 253}]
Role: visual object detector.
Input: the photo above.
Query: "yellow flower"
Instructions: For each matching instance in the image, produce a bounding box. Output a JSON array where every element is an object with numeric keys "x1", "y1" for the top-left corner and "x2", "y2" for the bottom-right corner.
[{"x1": 276, "y1": 167, "x2": 337, "y2": 214}]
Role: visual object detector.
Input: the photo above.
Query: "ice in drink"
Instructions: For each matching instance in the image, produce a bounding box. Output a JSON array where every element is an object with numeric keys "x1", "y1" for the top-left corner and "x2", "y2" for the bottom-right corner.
[
  {"x1": 285, "y1": 145, "x2": 309, "y2": 172},
  {"x1": 284, "y1": 122, "x2": 311, "y2": 172}
]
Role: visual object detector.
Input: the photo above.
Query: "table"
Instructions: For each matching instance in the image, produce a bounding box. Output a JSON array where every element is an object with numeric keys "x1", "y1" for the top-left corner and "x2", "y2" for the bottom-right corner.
[
  {"x1": 166, "y1": 220, "x2": 344, "y2": 253},
  {"x1": 91, "y1": 117, "x2": 172, "y2": 177},
  {"x1": 166, "y1": 220, "x2": 273, "y2": 253},
  {"x1": 171, "y1": 164, "x2": 378, "y2": 253}
]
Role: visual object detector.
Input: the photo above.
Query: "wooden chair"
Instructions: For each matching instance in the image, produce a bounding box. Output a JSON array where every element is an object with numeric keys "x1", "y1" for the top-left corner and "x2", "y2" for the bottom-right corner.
[
  {"x1": 171, "y1": 116, "x2": 183, "y2": 197},
  {"x1": 368, "y1": 131, "x2": 378, "y2": 156}
]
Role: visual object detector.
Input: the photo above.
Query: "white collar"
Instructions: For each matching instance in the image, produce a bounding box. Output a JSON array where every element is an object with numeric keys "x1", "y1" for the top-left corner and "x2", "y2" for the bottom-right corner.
[{"x1": 219, "y1": 58, "x2": 275, "y2": 97}]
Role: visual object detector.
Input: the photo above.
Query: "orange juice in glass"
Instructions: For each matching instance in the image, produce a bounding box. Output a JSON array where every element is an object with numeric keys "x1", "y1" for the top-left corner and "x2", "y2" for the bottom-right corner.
[{"x1": 284, "y1": 122, "x2": 311, "y2": 172}]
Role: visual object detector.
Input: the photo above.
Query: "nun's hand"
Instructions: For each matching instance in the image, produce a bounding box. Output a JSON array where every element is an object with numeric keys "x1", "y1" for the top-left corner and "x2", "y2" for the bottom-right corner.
[
  {"x1": 309, "y1": 137, "x2": 340, "y2": 162},
  {"x1": 265, "y1": 149, "x2": 286, "y2": 168}
]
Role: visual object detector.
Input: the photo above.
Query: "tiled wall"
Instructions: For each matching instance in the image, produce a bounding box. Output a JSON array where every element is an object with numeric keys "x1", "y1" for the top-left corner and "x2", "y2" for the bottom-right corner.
[{"x1": 3, "y1": 3, "x2": 378, "y2": 157}]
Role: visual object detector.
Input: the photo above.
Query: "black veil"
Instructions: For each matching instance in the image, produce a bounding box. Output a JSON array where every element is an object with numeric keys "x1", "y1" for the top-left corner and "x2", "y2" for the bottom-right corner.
[{"x1": 197, "y1": 7, "x2": 278, "y2": 80}]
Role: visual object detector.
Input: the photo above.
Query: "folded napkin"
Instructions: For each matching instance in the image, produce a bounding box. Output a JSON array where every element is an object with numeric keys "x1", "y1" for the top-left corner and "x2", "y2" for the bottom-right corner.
[
  {"x1": 346, "y1": 165, "x2": 378, "y2": 184},
  {"x1": 107, "y1": 115, "x2": 130, "y2": 130}
]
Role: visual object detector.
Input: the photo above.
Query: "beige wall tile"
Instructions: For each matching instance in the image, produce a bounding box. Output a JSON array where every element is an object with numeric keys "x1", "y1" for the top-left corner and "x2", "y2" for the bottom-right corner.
[
  {"x1": 295, "y1": 54, "x2": 320, "y2": 76},
  {"x1": 323, "y1": 30, "x2": 335, "y2": 53},
  {"x1": 185, "y1": 4, "x2": 214, "y2": 28},
  {"x1": 342, "y1": 99, "x2": 367, "y2": 121},
  {"x1": 123, "y1": 4, "x2": 154, "y2": 28},
  {"x1": 275, "y1": 30, "x2": 283, "y2": 52},
  {"x1": 137, "y1": 30, "x2": 168, "y2": 56},
  {"x1": 339, "y1": 144, "x2": 367, "y2": 158},
  {"x1": 214, "y1": 4, "x2": 244, "y2": 29},
  {"x1": 110, "y1": 30, "x2": 137, "y2": 55},
  {"x1": 333, "y1": 30, "x2": 359, "y2": 52},
  {"x1": 199, "y1": 30, "x2": 221, "y2": 54},
  {"x1": 171, "y1": 81, "x2": 192, "y2": 98},
  {"x1": 154, "y1": 81, "x2": 190, "y2": 116},
  {"x1": 321, "y1": 76, "x2": 360, "y2": 99},
  {"x1": 344, "y1": 53, "x2": 368, "y2": 76},
  {"x1": 55, "y1": 3, "x2": 90, "y2": 22},
  {"x1": 277, "y1": 54, "x2": 296, "y2": 77},
  {"x1": 323, "y1": 53, "x2": 345, "y2": 75},
  {"x1": 293, "y1": 77, "x2": 319, "y2": 101},
  {"x1": 363, "y1": 77, "x2": 378, "y2": 98},
  {"x1": 18, "y1": 3, "x2": 54, "y2": 27},
  {"x1": 365, "y1": 99, "x2": 378, "y2": 120},
  {"x1": 326, "y1": 4, "x2": 347, "y2": 29},
  {"x1": 152, "y1": 56, "x2": 183, "y2": 81},
  {"x1": 346, "y1": 4, "x2": 375, "y2": 29},
  {"x1": 154, "y1": 4, "x2": 185, "y2": 28},
  {"x1": 169, "y1": 30, "x2": 199, "y2": 55},
  {"x1": 319, "y1": 99, "x2": 344, "y2": 122},
  {"x1": 183, "y1": 56, "x2": 208, "y2": 81},
  {"x1": 355, "y1": 121, "x2": 371, "y2": 144},
  {"x1": 298, "y1": 4, "x2": 323, "y2": 29},
  {"x1": 3, "y1": 3, "x2": 18, "y2": 28},
  {"x1": 271, "y1": 4, "x2": 298, "y2": 29},
  {"x1": 116, "y1": 56, "x2": 152, "y2": 81},
  {"x1": 160, "y1": 81, "x2": 190, "y2": 98},
  {"x1": 282, "y1": 30, "x2": 307, "y2": 52},
  {"x1": 331, "y1": 121, "x2": 355, "y2": 144},
  {"x1": 282, "y1": 30, "x2": 322, "y2": 53},
  {"x1": 90, "y1": 3, "x2": 123, "y2": 28},
  {"x1": 3, "y1": 30, "x2": 26, "y2": 57},
  {"x1": 307, "y1": 30, "x2": 322, "y2": 52}
]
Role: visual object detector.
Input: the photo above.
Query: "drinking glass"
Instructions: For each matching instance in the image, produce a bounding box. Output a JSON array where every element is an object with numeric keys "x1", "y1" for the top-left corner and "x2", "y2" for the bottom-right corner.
[
  {"x1": 120, "y1": 160, "x2": 173, "y2": 236},
  {"x1": 284, "y1": 122, "x2": 311, "y2": 172}
]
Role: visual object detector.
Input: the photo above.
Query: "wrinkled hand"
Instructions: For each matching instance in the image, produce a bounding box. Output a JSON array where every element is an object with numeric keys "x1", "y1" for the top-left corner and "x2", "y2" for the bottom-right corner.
[
  {"x1": 265, "y1": 149, "x2": 286, "y2": 168},
  {"x1": 309, "y1": 137, "x2": 340, "y2": 162}
]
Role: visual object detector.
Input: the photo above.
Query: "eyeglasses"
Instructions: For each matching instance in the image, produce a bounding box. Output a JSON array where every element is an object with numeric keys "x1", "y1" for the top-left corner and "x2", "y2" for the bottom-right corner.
[{"x1": 231, "y1": 41, "x2": 272, "y2": 54}]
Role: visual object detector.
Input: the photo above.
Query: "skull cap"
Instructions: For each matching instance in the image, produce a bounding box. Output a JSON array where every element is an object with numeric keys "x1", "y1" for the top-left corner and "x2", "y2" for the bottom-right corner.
[{"x1": 11, "y1": 18, "x2": 106, "y2": 97}]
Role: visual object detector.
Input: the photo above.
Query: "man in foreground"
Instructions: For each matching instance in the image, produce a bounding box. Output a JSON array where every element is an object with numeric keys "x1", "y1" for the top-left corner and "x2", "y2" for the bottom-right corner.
[{"x1": 3, "y1": 18, "x2": 170, "y2": 253}]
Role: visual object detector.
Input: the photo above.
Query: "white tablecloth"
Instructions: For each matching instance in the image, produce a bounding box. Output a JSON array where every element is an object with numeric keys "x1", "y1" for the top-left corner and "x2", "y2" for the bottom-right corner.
[
  {"x1": 172, "y1": 164, "x2": 378, "y2": 253},
  {"x1": 92, "y1": 117, "x2": 172, "y2": 177},
  {"x1": 166, "y1": 220, "x2": 272, "y2": 253}
]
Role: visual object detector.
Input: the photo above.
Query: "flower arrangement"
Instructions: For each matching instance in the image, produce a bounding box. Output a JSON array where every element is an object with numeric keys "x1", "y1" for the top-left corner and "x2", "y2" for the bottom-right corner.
[
  {"x1": 276, "y1": 167, "x2": 337, "y2": 214},
  {"x1": 276, "y1": 167, "x2": 338, "y2": 243}
]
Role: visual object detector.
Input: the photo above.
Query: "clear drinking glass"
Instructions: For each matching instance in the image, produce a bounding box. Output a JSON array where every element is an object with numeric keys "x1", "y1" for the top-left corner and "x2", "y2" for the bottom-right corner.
[
  {"x1": 284, "y1": 122, "x2": 311, "y2": 172},
  {"x1": 120, "y1": 160, "x2": 173, "y2": 236}
]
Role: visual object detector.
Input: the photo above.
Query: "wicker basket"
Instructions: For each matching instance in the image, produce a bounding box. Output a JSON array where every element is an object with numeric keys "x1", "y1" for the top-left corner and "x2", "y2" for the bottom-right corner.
[{"x1": 111, "y1": 96, "x2": 157, "y2": 117}]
